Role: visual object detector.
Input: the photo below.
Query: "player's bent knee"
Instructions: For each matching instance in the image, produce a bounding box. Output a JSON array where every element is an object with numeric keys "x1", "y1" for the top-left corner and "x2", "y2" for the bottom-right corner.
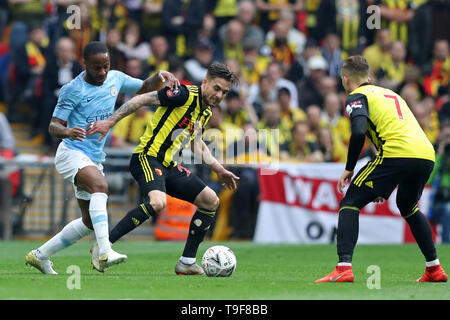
[{"x1": 195, "y1": 188, "x2": 219, "y2": 211}]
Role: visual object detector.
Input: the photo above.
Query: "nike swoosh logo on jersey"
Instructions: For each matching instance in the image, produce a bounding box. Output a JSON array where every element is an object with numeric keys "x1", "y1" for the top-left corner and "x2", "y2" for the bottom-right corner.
[{"x1": 330, "y1": 271, "x2": 348, "y2": 282}]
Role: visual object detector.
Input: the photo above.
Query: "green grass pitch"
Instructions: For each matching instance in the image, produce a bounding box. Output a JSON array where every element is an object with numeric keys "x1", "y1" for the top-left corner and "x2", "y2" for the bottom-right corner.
[{"x1": 0, "y1": 240, "x2": 448, "y2": 300}]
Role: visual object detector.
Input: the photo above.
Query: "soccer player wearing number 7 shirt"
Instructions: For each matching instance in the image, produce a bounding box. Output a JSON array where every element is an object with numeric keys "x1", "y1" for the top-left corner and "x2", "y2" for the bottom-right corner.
[
  {"x1": 315, "y1": 55, "x2": 447, "y2": 283},
  {"x1": 25, "y1": 41, "x2": 180, "y2": 274}
]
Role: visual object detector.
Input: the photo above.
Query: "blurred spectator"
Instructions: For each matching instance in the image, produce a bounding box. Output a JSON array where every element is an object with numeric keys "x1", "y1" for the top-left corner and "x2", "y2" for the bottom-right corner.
[
  {"x1": 64, "y1": 1, "x2": 99, "y2": 64},
  {"x1": 266, "y1": 20, "x2": 296, "y2": 69},
  {"x1": 267, "y1": 61, "x2": 299, "y2": 109},
  {"x1": 161, "y1": 0, "x2": 206, "y2": 58},
  {"x1": 95, "y1": 0, "x2": 129, "y2": 42},
  {"x1": 218, "y1": 0, "x2": 265, "y2": 50},
  {"x1": 318, "y1": 75, "x2": 338, "y2": 101},
  {"x1": 377, "y1": 40, "x2": 407, "y2": 90},
  {"x1": 422, "y1": 39, "x2": 450, "y2": 97},
  {"x1": 430, "y1": 0, "x2": 450, "y2": 44},
  {"x1": 168, "y1": 56, "x2": 192, "y2": 86},
  {"x1": 378, "y1": 0, "x2": 416, "y2": 45},
  {"x1": 306, "y1": 104, "x2": 322, "y2": 142},
  {"x1": 204, "y1": 104, "x2": 241, "y2": 164},
  {"x1": 39, "y1": 37, "x2": 82, "y2": 148},
  {"x1": 257, "y1": 101, "x2": 291, "y2": 157},
  {"x1": 363, "y1": 28, "x2": 392, "y2": 78},
  {"x1": 144, "y1": 35, "x2": 169, "y2": 77},
  {"x1": 240, "y1": 39, "x2": 271, "y2": 86},
  {"x1": 112, "y1": 106, "x2": 154, "y2": 148},
  {"x1": 122, "y1": 0, "x2": 142, "y2": 22},
  {"x1": 218, "y1": 19, "x2": 245, "y2": 64},
  {"x1": 280, "y1": 120, "x2": 323, "y2": 162},
  {"x1": 105, "y1": 28, "x2": 126, "y2": 71},
  {"x1": 8, "y1": 0, "x2": 45, "y2": 25},
  {"x1": 297, "y1": 55, "x2": 328, "y2": 110},
  {"x1": 207, "y1": 0, "x2": 238, "y2": 31},
  {"x1": 184, "y1": 39, "x2": 214, "y2": 85},
  {"x1": 224, "y1": 58, "x2": 248, "y2": 95},
  {"x1": 408, "y1": 0, "x2": 433, "y2": 66},
  {"x1": 320, "y1": 33, "x2": 343, "y2": 78},
  {"x1": 397, "y1": 65, "x2": 426, "y2": 102},
  {"x1": 321, "y1": 92, "x2": 351, "y2": 145},
  {"x1": 278, "y1": 87, "x2": 307, "y2": 133},
  {"x1": 7, "y1": 24, "x2": 48, "y2": 123},
  {"x1": 255, "y1": 0, "x2": 304, "y2": 33},
  {"x1": 223, "y1": 90, "x2": 257, "y2": 127},
  {"x1": 411, "y1": 102, "x2": 439, "y2": 145},
  {"x1": 266, "y1": 9, "x2": 306, "y2": 56},
  {"x1": 197, "y1": 13, "x2": 219, "y2": 54},
  {"x1": 316, "y1": 0, "x2": 365, "y2": 57},
  {"x1": 317, "y1": 125, "x2": 347, "y2": 162},
  {"x1": 141, "y1": 0, "x2": 163, "y2": 39},
  {"x1": 428, "y1": 119, "x2": 450, "y2": 243},
  {"x1": 287, "y1": 38, "x2": 320, "y2": 83},
  {"x1": 0, "y1": 0, "x2": 8, "y2": 36},
  {"x1": 399, "y1": 85, "x2": 420, "y2": 109},
  {"x1": 227, "y1": 122, "x2": 265, "y2": 240},
  {"x1": 117, "y1": 21, "x2": 151, "y2": 61},
  {"x1": 247, "y1": 73, "x2": 277, "y2": 118}
]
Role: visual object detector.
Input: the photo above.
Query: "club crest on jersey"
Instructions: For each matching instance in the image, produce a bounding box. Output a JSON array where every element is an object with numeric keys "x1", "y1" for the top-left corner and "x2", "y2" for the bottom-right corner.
[
  {"x1": 110, "y1": 86, "x2": 118, "y2": 97},
  {"x1": 166, "y1": 88, "x2": 180, "y2": 98}
]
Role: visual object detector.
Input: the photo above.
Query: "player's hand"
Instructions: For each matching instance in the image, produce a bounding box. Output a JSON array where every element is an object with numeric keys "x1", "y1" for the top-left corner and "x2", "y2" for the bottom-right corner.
[
  {"x1": 157, "y1": 70, "x2": 180, "y2": 90},
  {"x1": 86, "y1": 120, "x2": 114, "y2": 142},
  {"x1": 67, "y1": 127, "x2": 86, "y2": 141},
  {"x1": 338, "y1": 169, "x2": 354, "y2": 193},
  {"x1": 217, "y1": 169, "x2": 240, "y2": 190}
]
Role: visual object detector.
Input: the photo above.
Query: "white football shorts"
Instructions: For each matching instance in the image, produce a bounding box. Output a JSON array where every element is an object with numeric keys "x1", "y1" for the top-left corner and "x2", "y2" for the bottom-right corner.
[{"x1": 54, "y1": 141, "x2": 104, "y2": 200}]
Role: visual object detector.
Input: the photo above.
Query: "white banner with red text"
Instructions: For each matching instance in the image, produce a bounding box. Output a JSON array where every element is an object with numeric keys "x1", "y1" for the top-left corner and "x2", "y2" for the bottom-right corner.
[{"x1": 253, "y1": 161, "x2": 435, "y2": 244}]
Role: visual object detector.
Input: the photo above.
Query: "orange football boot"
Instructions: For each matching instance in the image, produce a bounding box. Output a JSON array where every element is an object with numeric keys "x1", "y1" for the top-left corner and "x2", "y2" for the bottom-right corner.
[
  {"x1": 315, "y1": 265, "x2": 354, "y2": 283},
  {"x1": 416, "y1": 265, "x2": 448, "y2": 283}
]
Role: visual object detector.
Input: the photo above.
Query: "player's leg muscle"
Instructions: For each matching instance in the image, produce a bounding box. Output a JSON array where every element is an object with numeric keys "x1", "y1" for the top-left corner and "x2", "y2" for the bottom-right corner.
[
  {"x1": 193, "y1": 187, "x2": 220, "y2": 212},
  {"x1": 148, "y1": 189, "x2": 167, "y2": 213},
  {"x1": 75, "y1": 166, "x2": 108, "y2": 194}
]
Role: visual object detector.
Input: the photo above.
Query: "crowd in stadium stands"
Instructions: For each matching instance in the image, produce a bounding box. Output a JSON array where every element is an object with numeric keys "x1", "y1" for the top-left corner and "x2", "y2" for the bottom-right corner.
[{"x1": 0, "y1": 0, "x2": 449, "y2": 240}]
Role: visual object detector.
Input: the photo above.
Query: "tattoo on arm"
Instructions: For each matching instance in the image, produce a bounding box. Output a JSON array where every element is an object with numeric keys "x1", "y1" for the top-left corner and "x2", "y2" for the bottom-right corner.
[
  {"x1": 138, "y1": 72, "x2": 162, "y2": 93},
  {"x1": 108, "y1": 91, "x2": 160, "y2": 124}
]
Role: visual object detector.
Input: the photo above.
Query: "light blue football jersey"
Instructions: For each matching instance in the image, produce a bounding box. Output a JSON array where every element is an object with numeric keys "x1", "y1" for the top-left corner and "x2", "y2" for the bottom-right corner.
[{"x1": 53, "y1": 70, "x2": 143, "y2": 162}]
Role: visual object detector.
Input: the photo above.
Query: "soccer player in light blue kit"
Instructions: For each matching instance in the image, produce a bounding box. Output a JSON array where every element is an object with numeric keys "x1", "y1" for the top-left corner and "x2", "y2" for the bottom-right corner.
[{"x1": 25, "y1": 42, "x2": 179, "y2": 274}]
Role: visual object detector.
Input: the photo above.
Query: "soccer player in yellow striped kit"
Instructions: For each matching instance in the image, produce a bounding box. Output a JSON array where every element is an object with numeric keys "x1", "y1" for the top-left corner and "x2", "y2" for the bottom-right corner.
[
  {"x1": 315, "y1": 56, "x2": 447, "y2": 283},
  {"x1": 87, "y1": 63, "x2": 240, "y2": 275}
]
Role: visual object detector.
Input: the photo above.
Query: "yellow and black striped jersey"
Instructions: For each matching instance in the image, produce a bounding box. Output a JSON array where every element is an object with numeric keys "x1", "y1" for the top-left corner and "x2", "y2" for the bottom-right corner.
[
  {"x1": 345, "y1": 83, "x2": 435, "y2": 161},
  {"x1": 134, "y1": 85, "x2": 212, "y2": 167}
]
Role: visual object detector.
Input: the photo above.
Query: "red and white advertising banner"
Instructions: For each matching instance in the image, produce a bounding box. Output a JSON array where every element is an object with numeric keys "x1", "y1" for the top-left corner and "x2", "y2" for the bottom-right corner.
[{"x1": 254, "y1": 161, "x2": 433, "y2": 244}]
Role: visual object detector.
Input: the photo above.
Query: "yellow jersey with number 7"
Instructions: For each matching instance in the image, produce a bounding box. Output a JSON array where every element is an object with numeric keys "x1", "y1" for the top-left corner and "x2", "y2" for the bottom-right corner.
[{"x1": 345, "y1": 84, "x2": 435, "y2": 162}]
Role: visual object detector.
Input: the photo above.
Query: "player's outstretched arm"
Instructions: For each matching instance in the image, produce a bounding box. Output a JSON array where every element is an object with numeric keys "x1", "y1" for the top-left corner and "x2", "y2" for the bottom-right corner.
[
  {"x1": 192, "y1": 139, "x2": 240, "y2": 190},
  {"x1": 87, "y1": 91, "x2": 161, "y2": 141}
]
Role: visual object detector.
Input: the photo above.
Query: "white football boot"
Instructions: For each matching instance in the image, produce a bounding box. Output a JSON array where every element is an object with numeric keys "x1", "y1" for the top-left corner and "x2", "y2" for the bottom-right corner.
[
  {"x1": 90, "y1": 242, "x2": 127, "y2": 272},
  {"x1": 25, "y1": 250, "x2": 58, "y2": 275}
]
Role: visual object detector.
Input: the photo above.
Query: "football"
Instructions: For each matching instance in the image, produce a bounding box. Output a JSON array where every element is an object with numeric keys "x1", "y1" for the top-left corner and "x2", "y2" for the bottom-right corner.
[{"x1": 201, "y1": 245, "x2": 237, "y2": 277}]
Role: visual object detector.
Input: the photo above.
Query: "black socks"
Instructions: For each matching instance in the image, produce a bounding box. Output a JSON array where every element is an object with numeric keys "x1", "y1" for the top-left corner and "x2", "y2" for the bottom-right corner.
[
  {"x1": 109, "y1": 203, "x2": 156, "y2": 244},
  {"x1": 182, "y1": 209, "x2": 216, "y2": 258}
]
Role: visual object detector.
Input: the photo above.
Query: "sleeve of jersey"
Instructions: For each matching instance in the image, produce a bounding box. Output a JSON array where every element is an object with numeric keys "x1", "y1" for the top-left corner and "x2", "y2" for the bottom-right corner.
[
  {"x1": 119, "y1": 72, "x2": 144, "y2": 94},
  {"x1": 344, "y1": 93, "x2": 369, "y2": 171},
  {"x1": 157, "y1": 85, "x2": 190, "y2": 108},
  {"x1": 52, "y1": 84, "x2": 80, "y2": 121}
]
